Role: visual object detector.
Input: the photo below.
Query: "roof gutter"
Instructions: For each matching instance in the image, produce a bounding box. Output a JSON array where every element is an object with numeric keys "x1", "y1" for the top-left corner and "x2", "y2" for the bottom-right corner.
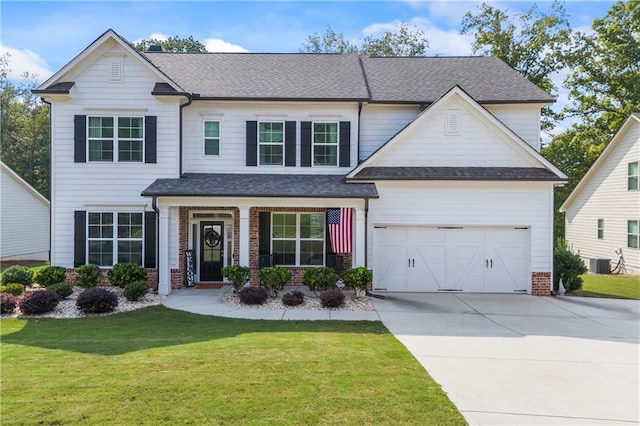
[{"x1": 179, "y1": 95, "x2": 193, "y2": 176}]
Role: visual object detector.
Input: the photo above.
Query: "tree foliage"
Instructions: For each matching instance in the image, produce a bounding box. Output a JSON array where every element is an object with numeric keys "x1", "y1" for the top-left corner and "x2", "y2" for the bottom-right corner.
[
  {"x1": 134, "y1": 35, "x2": 207, "y2": 52},
  {"x1": 300, "y1": 27, "x2": 358, "y2": 54}
]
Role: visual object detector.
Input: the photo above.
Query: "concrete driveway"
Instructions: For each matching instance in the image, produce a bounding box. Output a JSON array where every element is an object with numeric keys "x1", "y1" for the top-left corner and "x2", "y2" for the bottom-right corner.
[{"x1": 370, "y1": 293, "x2": 640, "y2": 425}]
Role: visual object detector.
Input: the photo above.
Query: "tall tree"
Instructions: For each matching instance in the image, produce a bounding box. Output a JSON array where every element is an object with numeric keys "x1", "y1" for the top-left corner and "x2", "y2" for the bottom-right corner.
[
  {"x1": 563, "y1": 0, "x2": 640, "y2": 137},
  {"x1": 134, "y1": 35, "x2": 207, "y2": 52},
  {"x1": 300, "y1": 27, "x2": 358, "y2": 54},
  {"x1": 461, "y1": 1, "x2": 572, "y2": 134}
]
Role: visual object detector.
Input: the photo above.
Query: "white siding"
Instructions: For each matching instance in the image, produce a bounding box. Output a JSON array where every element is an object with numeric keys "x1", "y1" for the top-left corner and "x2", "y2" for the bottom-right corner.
[
  {"x1": 0, "y1": 166, "x2": 50, "y2": 260},
  {"x1": 50, "y1": 41, "x2": 180, "y2": 267},
  {"x1": 182, "y1": 101, "x2": 359, "y2": 174},
  {"x1": 368, "y1": 181, "x2": 554, "y2": 273},
  {"x1": 565, "y1": 122, "x2": 640, "y2": 274},
  {"x1": 486, "y1": 104, "x2": 542, "y2": 151},
  {"x1": 359, "y1": 104, "x2": 419, "y2": 161}
]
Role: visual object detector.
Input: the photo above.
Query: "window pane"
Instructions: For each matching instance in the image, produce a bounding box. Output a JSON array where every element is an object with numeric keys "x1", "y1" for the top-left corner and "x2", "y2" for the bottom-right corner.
[
  {"x1": 259, "y1": 122, "x2": 284, "y2": 143},
  {"x1": 118, "y1": 140, "x2": 143, "y2": 162},
  {"x1": 300, "y1": 240, "x2": 324, "y2": 266},
  {"x1": 204, "y1": 139, "x2": 219, "y2": 155},
  {"x1": 273, "y1": 240, "x2": 296, "y2": 265},
  {"x1": 314, "y1": 122, "x2": 338, "y2": 144},
  {"x1": 300, "y1": 213, "x2": 324, "y2": 239},
  {"x1": 313, "y1": 145, "x2": 338, "y2": 166},
  {"x1": 88, "y1": 241, "x2": 113, "y2": 266},
  {"x1": 204, "y1": 121, "x2": 219, "y2": 138},
  {"x1": 259, "y1": 145, "x2": 283, "y2": 165},
  {"x1": 272, "y1": 214, "x2": 296, "y2": 238},
  {"x1": 89, "y1": 140, "x2": 114, "y2": 161},
  {"x1": 88, "y1": 213, "x2": 113, "y2": 238},
  {"x1": 628, "y1": 235, "x2": 639, "y2": 249},
  {"x1": 118, "y1": 213, "x2": 143, "y2": 238},
  {"x1": 117, "y1": 241, "x2": 143, "y2": 265},
  {"x1": 629, "y1": 162, "x2": 639, "y2": 176},
  {"x1": 89, "y1": 117, "x2": 113, "y2": 138},
  {"x1": 629, "y1": 176, "x2": 639, "y2": 190},
  {"x1": 118, "y1": 117, "x2": 143, "y2": 139},
  {"x1": 628, "y1": 221, "x2": 639, "y2": 234}
]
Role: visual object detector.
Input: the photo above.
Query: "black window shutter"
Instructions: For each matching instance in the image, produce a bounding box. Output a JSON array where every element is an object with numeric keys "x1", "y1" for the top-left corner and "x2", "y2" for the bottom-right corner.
[
  {"x1": 301, "y1": 121, "x2": 312, "y2": 167},
  {"x1": 145, "y1": 116, "x2": 157, "y2": 164},
  {"x1": 144, "y1": 211, "x2": 157, "y2": 268},
  {"x1": 246, "y1": 121, "x2": 258, "y2": 166},
  {"x1": 74, "y1": 115, "x2": 86, "y2": 163},
  {"x1": 284, "y1": 121, "x2": 296, "y2": 166},
  {"x1": 259, "y1": 212, "x2": 271, "y2": 255},
  {"x1": 339, "y1": 121, "x2": 351, "y2": 167},
  {"x1": 74, "y1": 211, "x2": 86, "y2": 267}
]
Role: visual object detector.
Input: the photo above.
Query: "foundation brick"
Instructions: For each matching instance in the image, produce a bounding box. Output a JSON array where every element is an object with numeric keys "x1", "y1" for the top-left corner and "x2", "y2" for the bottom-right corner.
[{"x1": 532, "y1": 272, "x2": 551, "y2": 296}]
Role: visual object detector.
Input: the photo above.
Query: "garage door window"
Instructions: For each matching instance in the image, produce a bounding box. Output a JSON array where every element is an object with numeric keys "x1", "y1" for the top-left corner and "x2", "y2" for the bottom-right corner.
[{"x1": 272, "y1": 213, "x2": 325, "y2": 266}]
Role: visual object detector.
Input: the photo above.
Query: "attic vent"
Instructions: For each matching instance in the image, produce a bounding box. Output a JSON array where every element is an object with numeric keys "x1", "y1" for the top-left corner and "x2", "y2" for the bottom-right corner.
[
  {"x1": 108, "y1": 58, "x2": 123, "y2": 83},
  {"x1": 445, "y1": 110, "x2": 460, "y2": 135}
]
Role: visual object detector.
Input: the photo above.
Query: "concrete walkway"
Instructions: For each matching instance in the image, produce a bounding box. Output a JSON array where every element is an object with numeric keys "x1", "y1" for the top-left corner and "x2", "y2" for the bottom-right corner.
[{"x1": 164, "y1": 288, "x2": 640, "y2": 425}]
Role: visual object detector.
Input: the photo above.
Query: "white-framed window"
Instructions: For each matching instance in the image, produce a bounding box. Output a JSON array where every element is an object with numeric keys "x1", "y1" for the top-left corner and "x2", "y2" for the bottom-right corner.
[
  {"x1": 628, "y1": 220, "x2": 639, "y2": 249},
  {"x1": 597, "y1": 219, "x2": 604, "y2": 239},
  {"x1": 88, "y1": 116, "x2": 144, "y2": 162},
  {"x1": 88, "y1": 212, "x2": 143, "y2": 266},
  {"x1": 259, "y1": 122, "x2": 284, "y2": 166},
  {"x1": 628, "y1": 162, "x2": 639, "y2": 190},
  {"x1": 272, "y1": 213, "x2": 325, "y2": 266},
  {"x1": 204, "y1": 120, "x2": 220, "y2": 156},
  {"x1": 313, "y1": 122, "x2": 338, "y2": 166}
]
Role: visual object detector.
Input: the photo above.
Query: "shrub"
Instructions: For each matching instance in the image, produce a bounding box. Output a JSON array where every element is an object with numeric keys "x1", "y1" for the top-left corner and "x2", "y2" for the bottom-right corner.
[
  {"x1": 260, "y1": 266, "x2": 292, "y2": 297},
  {"x1": 19, "y1": 290, "x2": 60, "y2": 315},
  {"x1": 1, "y1": 265, "x2": 33, "y2": 286},
  {"x1": 554, "y1": 240, "x2": 587, "y2": 293},
  {"x1": 0, "y1": 283, "x2": 25, "y2": 296},
  {"x1": 341, "y1": 267, "x2": 373, "y2": 294},
  {"x1": 47, "y1": 283, "x2": 73, "y2": 299},
  {"x1": 319, "y1": 288, "x2": 345, "y2": 308},
  {"x1": 75, "y1": 264, "x2": 102, "y2": 288},
  {"x1": 281, "y1": 290, "x2": 305, "y2": 307},
  {"x1": 124, "y1": 280, "x2": 149, "y2": 301},
  {"x1": 76, "y1": 288, "x2": 119, "y2": 314},
  {"x1": 1, "y1": 293, "x2": 17, "y2": 314},
  {"x1": 302, "y1": 267, "x2": 337, "y2": 295},
  {"x1": 34, "y1": 266, "x2": 67, "y2": 286},
  {"x1": 107, "y1": 263, "x2": 147, "y2": 288},
  {"x1": 221, "y1": 265, "x2": 251, "y2": 292},
  {"x1": 238, "y1": 286, "x2": 269, "y2": 305}
]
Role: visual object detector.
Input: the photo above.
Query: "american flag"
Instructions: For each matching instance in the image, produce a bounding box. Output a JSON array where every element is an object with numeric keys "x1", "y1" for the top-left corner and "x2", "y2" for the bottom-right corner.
[{"x1": 327, "y1": 208, "x2": 352, "y2": 253}]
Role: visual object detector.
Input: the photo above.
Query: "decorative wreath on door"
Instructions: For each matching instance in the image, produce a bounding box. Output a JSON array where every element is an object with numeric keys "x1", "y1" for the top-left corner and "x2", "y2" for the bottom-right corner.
[{"x1": 204, "y1": 229, "x2": 221, "y2": 248}]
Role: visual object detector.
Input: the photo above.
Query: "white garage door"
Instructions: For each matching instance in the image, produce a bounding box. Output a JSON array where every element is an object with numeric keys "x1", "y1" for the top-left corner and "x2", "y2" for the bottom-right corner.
[{"x1": 373, "y1": 226, "x2": 530, "y2": 293}]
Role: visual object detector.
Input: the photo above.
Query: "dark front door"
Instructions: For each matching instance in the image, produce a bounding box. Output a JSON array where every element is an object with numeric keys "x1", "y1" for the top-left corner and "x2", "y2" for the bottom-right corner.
[{"x1": 200, "y1": 221, "x2": 224, "y2": 281}]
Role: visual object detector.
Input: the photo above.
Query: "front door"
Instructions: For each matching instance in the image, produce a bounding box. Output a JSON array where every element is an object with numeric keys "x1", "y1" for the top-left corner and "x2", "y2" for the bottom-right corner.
[{"x1": 200, "y1": 221, "x2": 224, "y2": 281}]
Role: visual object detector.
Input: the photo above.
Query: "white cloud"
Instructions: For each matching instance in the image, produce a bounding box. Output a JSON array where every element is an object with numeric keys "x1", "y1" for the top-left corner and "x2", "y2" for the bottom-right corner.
[
  {"x1": 203, "y1": 38, "x2": 249, "y2": 53},
  {"x1": 0, "y1": 44, "x2": 52, "y2": 81},
  {"x1": 148, "y1": 32, "x2": 169, "y2": 41}
]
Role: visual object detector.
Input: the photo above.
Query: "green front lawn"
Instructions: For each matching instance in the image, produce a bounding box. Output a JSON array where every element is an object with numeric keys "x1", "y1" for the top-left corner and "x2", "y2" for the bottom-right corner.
[
  {"x1": 1, "y1": 306, "x2": 465, "y2": 425},
  {"x1": 574, "y1": 274, "x2": 640, "y2": 300}
]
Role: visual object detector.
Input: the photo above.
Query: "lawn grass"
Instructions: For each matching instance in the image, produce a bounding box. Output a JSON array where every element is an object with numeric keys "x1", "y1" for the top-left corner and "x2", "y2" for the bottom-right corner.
[
  {"x1": 574, "y1": 274, "x2": 640, "y2": 300},
  {"x1": 1, "y1": 306, "x2": 465, "y2": 425}
]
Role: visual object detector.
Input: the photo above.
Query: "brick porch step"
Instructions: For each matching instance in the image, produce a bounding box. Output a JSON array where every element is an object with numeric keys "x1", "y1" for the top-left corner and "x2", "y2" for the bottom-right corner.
[{"x1": 195, "y1": 282, "x2": 226, "y2": 289}]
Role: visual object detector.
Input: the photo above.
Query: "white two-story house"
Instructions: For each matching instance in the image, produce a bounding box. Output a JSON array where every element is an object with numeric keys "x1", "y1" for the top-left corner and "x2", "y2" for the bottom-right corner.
[{"x1": 34, "y1": 29, "x2": 567, "y2": 296}]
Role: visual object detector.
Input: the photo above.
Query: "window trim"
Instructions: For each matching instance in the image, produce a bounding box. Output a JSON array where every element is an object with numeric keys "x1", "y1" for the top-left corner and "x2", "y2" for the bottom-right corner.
[
  {"x1": 312, "y1": 121, "x2": 339, "y2": 167},
  {"x1": 87, "y1": 211, "x2": 144, "y2": 266},
  {"x1": 271, "y1": 212, "x2": 325, "y2": 267},
  {"x1": 87, "y1": 115, "x2": 145, "y2": 163},
  {"x1": 597, "y1": 219, "x2": 604, "y2": 240},
  {"x1": 628, "y1": 161, "x2": 639, "y2": 191},
  {"x1": 203, "y1": 120, "x2": 221, "y2": 156},
  {"x1": 258, "y1": 121, "x2": 285, "y2": 166},
  {"x1": 628, "y1": 220, "x2": 639, "y2": 249}
]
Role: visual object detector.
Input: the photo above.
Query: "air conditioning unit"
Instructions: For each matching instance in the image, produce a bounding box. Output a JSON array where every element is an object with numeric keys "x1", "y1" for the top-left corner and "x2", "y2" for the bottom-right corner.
[{"x1": 589, "y1": 258, "x2": 611, "y2": 274}]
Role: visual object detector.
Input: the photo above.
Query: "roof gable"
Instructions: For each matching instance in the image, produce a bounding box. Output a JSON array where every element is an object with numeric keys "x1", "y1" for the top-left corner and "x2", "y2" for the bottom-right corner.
[{"x1": 0, "y1": 162, "x2": 50, "y2": 207}]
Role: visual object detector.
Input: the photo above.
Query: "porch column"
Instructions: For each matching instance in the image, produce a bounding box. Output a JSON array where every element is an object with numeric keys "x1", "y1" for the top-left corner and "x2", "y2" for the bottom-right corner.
[
  {"x1": 157, "y1": 205, "x2": 171, "y2": 295},
  {"x1": 239, "y1": 206, "x2": 250, "y2": 266},
  {"x1": 354, "y1": 206, "x2": 365, "y2": 267}
]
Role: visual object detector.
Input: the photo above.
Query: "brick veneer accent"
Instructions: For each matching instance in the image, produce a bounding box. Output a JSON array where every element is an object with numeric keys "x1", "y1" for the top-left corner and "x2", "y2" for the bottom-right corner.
[
  {"x1": 532, "y1": 272, "x2": 551, "y2": 296},
  {"x1": 65, "y1": 267, "x2": 158, "y2": 290}
]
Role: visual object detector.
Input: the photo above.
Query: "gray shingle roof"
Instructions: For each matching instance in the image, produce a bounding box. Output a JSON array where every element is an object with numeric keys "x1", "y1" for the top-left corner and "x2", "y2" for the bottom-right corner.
[
  {"x1": 142, "y1": 173, "x2": 379, "y2": 198},
  {"x1": 360, "y1": 56, "x2": 554, "y2": 103},
  {"x1": 32, "y1": 82, "x2": 75, "y2": 95},
  {"x1": 347, "y1": 167, "x2": 565, "y2": 181},
  {"x1": 144, "y1": 53, "x2": 369, "y2": 100}
]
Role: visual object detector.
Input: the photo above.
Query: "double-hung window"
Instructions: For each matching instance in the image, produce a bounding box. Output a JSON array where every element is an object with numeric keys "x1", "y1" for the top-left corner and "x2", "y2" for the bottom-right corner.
[
  {"x1": 597, "y1": 219, "x2": 604, "y2": 239},
  {"x1": 272, "y1": 213, "x2": 325, "y2": 266},
  {"x1": 204, "y1": 121, "x2": 220, "y2": 155},
  {"x1": 87, "y1": 212, "x2": 143, "y2": 266},
  {"x1": 88, "y1": 116, "x2": 143, "y2": 162},
  {"x1": 313, "y1": 122, "x2": 338, "y2": 166},
  {"x1": 628, "y1": 162, "x2": 639, "y2": 190},
  {"x1": 628, "y1": 220, "x2": 639, "y2": 249},
  {"x1": 259, "y1": 122, "x2": 284, "y2": 165}
]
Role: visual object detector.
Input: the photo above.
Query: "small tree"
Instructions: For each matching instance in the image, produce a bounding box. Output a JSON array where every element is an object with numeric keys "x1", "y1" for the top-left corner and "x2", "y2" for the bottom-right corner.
[
  {"x1": 302, "y1": 267, "x2": 337, "y2": 296},
  {"x1": 259, "y1": 266, "x2": 292, "y2": 297},
  {"x1": 221, "y1": 265, "x2": 251, "y2": 292},
  {"x1": 554, "y1": 239, "x2": 587, "y2": 293}
]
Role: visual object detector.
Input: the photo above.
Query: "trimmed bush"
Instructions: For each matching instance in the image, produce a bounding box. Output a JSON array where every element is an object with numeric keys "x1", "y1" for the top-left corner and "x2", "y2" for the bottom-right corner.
[
  {"x1": 319, "y1": 288, "x2": 345, "y2": 308},
  {"x1": 124, "y1": 280, "x2": 149, "y2": 301},
  {"x1": 238, "y1": 286, "x2": 269, "y2": 305},
  {"x1": 341, "y1": 267, "x2": 373, "y2": 294},
  {"x1": 75, "y1": 264, "x2": 102, "y2": 288},
  {"x1": 1, "y1": 265, "x2": 33, "y2": 286},
  {"x1": 221, "y1": 265, "x2": 251, "y2": 292},
  {"x1": 259, "y1": 266, "x2": 292, "y2": 297},
  {"x1": 281, "y1": 290, "x2": 305, "y2": 307},
  {"x1": 554, "y1": 239, "x2": 587, "y2": 293},
  {"x1": 76, "y1": 288, "x2": 119, "y2": 314},
  {"x1": 47, "y1": 283, "x2": 74, "y2": 299},
  {"x1": 302, "y1": 267, "x2": 337, "y2": 295},
  {"x1": 0, "y1": 283, "x2": 25, "y2": 296},
  {"x1": 19, "y1": 290, "x2": 60, "y2": 315},
  {"x1": 107, "y1": 263, "x2": 147, "y2": 288},
  {"x1": 1, "y1": 293, "x2": 17, "y2": 314},
  {"x1": 34, "y1": 266, "x2": 67, "y2": 286}
]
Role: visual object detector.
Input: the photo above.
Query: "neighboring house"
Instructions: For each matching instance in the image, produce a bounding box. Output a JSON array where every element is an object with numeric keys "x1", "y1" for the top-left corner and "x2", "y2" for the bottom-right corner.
[
  {"x1": 561, "y1": 114, "x2": 640, "y2": 275},
  {"x1": 0, "y1": 162, "x2": 50, "y2": 262},
  {"x1": 34, "y1": 29, "x2": 567, "y2": 296}
]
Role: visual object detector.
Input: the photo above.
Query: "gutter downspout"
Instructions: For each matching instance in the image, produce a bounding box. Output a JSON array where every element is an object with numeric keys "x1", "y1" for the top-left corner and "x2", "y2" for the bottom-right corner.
[
  {"x1": 364, "y1": 197, "x2": 369, "y2": 268},
  {"x1": 152, "y1": 196, "x2": 160, "y2": 292},
  {"x1": 178, "y1": 95, "x2": 193, "y2": 176},
  {"x1": 41, "y1": 97, "x2": 52, "y2": 264},
  {"x1": 357, "y1": 101, "x2": 363, "y2": 164}
]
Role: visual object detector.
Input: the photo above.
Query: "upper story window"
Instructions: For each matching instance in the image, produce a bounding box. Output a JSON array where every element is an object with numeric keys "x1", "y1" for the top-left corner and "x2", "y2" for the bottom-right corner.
[
  {"x1": 88, "y1": 116, "x2": 143, "y2": 162},
  {"x1": 272, "y1": 213, "x2": 325, "y2": 266},
  {"x1": 313, "y1": 122, "x2": 338, "y2": 166},
  {"x1": 597, "y1": 219, "x2": 604, "y2": 239},
  {"x1": 628, "y1": 220, "x2": 639, "y2": 249},
  {"x1": 259, "y1": 122, "x2": 284, "y2": 166},
  {"x1": 204, "y1": 121, "x2": 220, "y2": 156},
  {"x1": 87, "y1": 211, "x2": 143, "y2": 266},
  {"x1": 628, "y1": 162, "x2": 639, "y2": 190}
]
